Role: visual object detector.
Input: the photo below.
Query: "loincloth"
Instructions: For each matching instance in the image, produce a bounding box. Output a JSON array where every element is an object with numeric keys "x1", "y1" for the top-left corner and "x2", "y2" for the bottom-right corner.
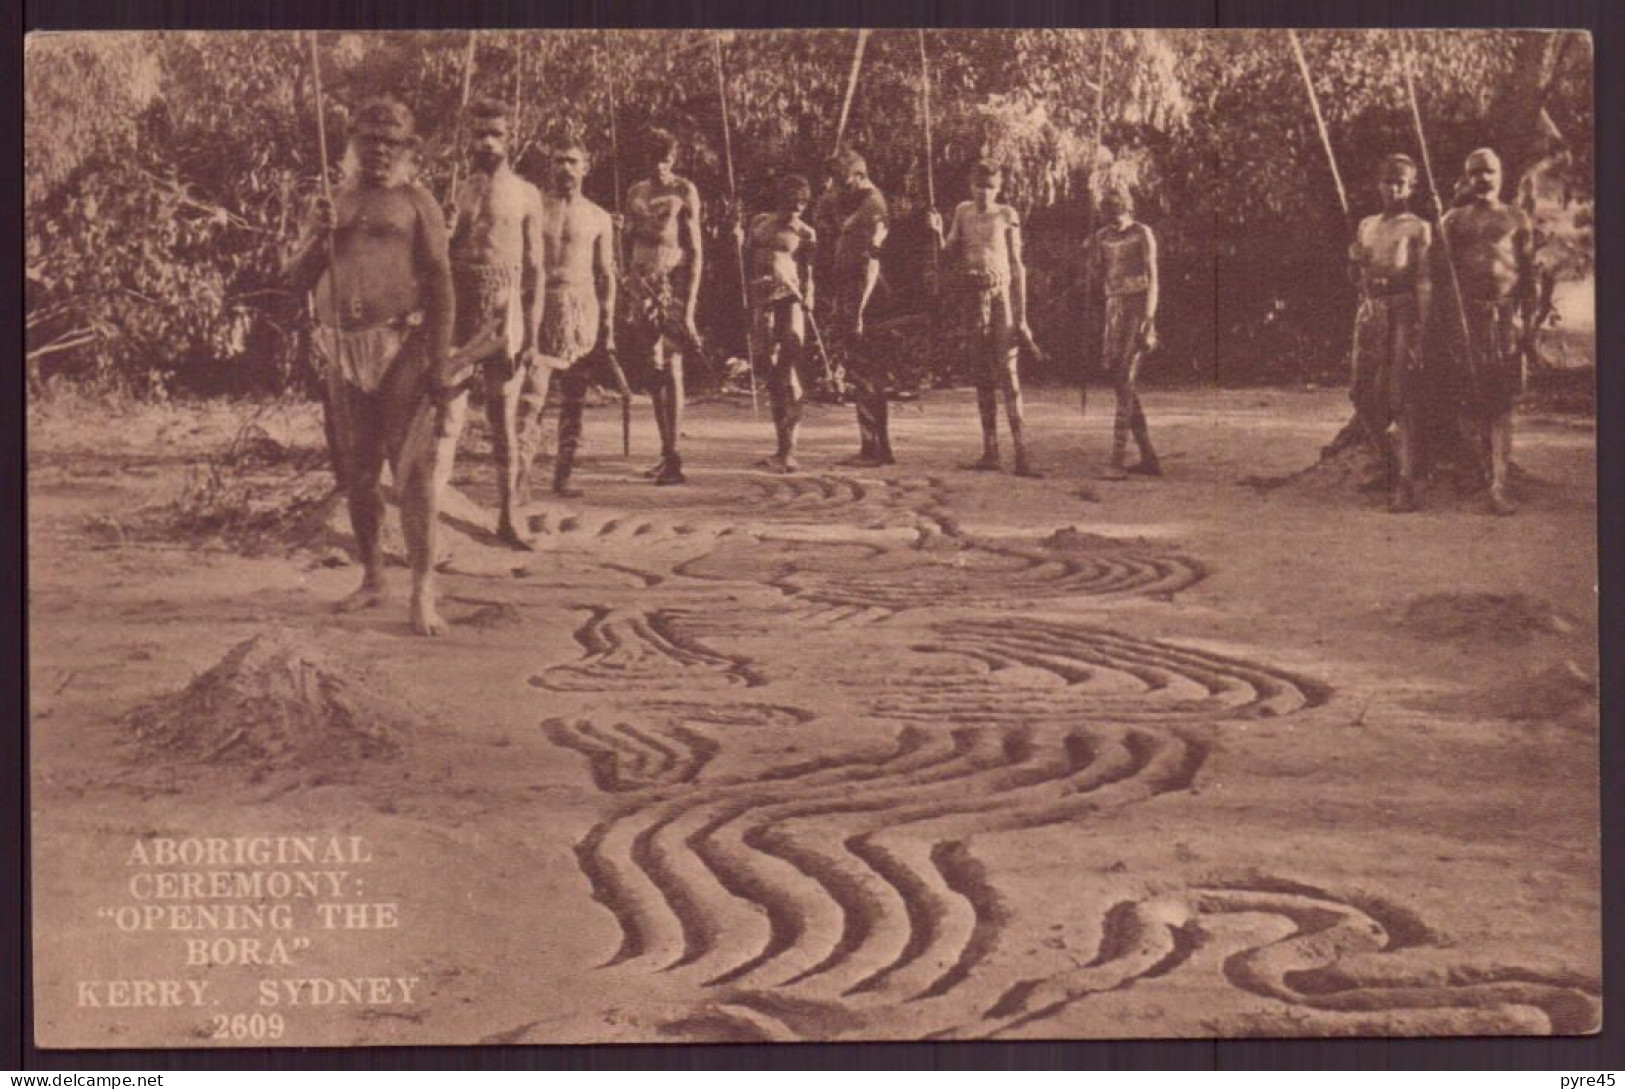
[
  {"x1": 313, "y1": 313, "x2": 422, "y2": 394},
  {"x1": 537, "y1": 280, "x2": 599, "y2": 370},
  {"x1": 1099, "y1": 292, "x2": 1148, "y2": 381},
  {"x1": 624, "y1": 267, "x2": 684, "y2": 342},
  {"x1": 1462, "y1": 299, "x2": 1522, "y2": 416},
  {"x1": 1351, "y1": 292, "x2": 1421, "y2": 427},
  {"x1": 453, "y1": 262, "x2": 524, "y2": 360}
]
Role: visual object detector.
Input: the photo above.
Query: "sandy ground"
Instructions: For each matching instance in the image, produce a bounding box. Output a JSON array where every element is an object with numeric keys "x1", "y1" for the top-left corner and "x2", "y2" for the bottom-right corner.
[{"x1": 27, "y1": 385, "x2": 1600, "y2": 1047}]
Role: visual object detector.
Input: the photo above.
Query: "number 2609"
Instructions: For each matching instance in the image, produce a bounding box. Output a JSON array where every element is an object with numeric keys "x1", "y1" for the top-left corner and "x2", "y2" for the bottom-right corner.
[{"x1": 209, "y1": 1012, "x2": 285, "y2": 1040}]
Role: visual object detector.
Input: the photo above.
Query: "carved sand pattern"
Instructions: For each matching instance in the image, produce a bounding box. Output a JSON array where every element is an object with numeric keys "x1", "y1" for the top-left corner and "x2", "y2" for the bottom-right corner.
[
  {"x1": 980, "y1": 878, "x2": 1601, "y2": 1037},
  {"x1": 862, "y1": 617, "x2": 1329, "y2": 724},
  {"x1": 542, "y1": 717, "x2": 720, "y2": 793},
  {"x1": 564, "y1": 719, "x2": 1207, "y2": 1002},
  {"x1": 529, "y1": 607, "x2": 766, "y2": 692}
]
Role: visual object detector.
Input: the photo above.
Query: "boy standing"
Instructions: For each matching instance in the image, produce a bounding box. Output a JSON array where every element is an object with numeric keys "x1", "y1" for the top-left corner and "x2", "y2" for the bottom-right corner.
[
  {"x1": 931, "y1": 160, "x2": 1039, "y2": 476},
  {"x1": 1081, "y1": 184, "x2": 1161, "y2": 479},
  {"x1": 1348, "y1": 154, "x2": 1432, "y2": 512}
]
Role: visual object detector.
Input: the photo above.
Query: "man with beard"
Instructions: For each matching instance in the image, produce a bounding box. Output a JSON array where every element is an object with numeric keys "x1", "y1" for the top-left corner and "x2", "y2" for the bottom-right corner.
[
  {"x1": 446, "y1": 99, "x2": 546, "y2": 548},
  {"x1": 623, "y1": 129, "x2": 703, "y2": 486},
  {"x1": 283, "y1": 97, "x2": 459, "y2": 635},
  {"x1": 1440, "y1": 147, "x2": 1538, "y2": 515}
]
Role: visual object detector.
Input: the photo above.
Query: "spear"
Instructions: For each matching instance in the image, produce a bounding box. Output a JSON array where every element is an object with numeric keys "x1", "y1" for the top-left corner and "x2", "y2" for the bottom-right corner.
[
  {"x1": 446, "y1": 31, "x2": 478, "y2": 209},
  {"x1": 603, "y1": 34, "x2": 633, "y2": 456},
  {"x1": 307, "y1": 32, "x2": 343, "y2": 335},
  {"x1": 714, "y1": 34, "x2": 760, "y2": 418},
  {"x1": 1080, "y1": 29, "x2": 1109, "y2": 422},
  {"x1": 918, "y1": 29, "x2": 939, "y2": 297},
  {"x1": 1397, "y1": 29, "x2": 1478, "y2": 403},
  {"x1": 833, "y1": 29, "x2": 870, "y2": 154},
  {"x1": 1287, "y1": 29, "x2": 1351, "y2": 225}
]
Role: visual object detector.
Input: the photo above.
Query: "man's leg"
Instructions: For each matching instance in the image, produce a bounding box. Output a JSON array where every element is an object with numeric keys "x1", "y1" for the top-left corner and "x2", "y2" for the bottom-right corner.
[
  {"x1": 484, "y1": 359, "x2": 532, "y2": 548},
  {"x1": 383, "y1": 346, "x2": 465, "y2": 636},
  {"x1": 654, "y1": 342, "x2": 686, "y2": 485},
  {"x1": 511, "y1": 359, "x2": 552, "y2": 513},
  {"x1": 1489, "y1": 410, "x2": 1516, "y2": 515},
  {"x1": 329, "y1": 372, "x2": 389, "y2": 611},
  {"x1": 970, "y1": 381, "x2": 1000, "y2": 470},
  {"x1": 779, "y1": 322, "x2": 805, "y2": 470},
  {"x1": 1125, "y1": 383, "x2": 1160, "y2": 476},
  {"x1": 553, "y1": 365, "x2": 588, "y2": 499}
]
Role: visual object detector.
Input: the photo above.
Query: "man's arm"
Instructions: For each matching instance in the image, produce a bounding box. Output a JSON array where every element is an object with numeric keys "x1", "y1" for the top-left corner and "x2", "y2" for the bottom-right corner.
[
  {"x1": 521, "y1": 187, "x2": 545, "y2": 354},
  {"x1": 595, "y1": 208, "x2": 618, "y2": 351},
  {"x1": 411, "y1": 187, "x2": 455, "y2": 383},
  {"x1": 856, "y1": 204, "x2": 888, "y2": 325},
  {"x1": 1412, "y1": 221, "x2": 1433, "y2": 333},
  {"x1": 682, "y1": 181, "x2": 704, "y2": 324},
  {"x1": 799, "y1": 221, "x2": 817, "y2": 310},
  {"x1": 282, "y1": 192, "x2": 335, "y2": 293},
  {"x1": 1514, "y1": 210, "x2": 1538, "y2": 324},
  {"x1": 1007, "y1": 211, "x2": 1029, "y2": 330},
  {"x1": 1142, "y1": 225, "x2": 1159, "y2": 326}
]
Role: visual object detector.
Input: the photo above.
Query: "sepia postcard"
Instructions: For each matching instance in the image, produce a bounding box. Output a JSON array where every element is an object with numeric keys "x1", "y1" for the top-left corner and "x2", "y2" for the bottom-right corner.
[{"x1": 25, "y1": 26, "x2": 1598, "y2": 1047}]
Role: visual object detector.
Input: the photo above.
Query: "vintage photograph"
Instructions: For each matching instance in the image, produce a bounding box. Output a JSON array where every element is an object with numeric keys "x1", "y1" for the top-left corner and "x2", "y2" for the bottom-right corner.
[{"x1": 25, "y1": 27, "x2": 1598, "y2": 1047}]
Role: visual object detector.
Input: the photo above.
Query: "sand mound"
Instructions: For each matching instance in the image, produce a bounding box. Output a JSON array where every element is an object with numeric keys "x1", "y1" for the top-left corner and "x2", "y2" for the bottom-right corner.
[
  {"x1": 127, "y1": 628, "x2": 413, "y2": 769},
  {"x1": 456, "y1": 601, "x2": 526, "y2": 630},
  {"x1": 1041, "y1": 526, "x2": 1153, "y2": 552},
  {"x1": 1413, "y1": 660, "x2": 1595, "y2": 724},
  {"x1": 1401, "y1": 592, "x2": 1575, "y2": 644}
]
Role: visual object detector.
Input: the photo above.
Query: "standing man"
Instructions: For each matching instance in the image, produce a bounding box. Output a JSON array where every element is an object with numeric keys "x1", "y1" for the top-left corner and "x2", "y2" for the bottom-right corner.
[
  {"x1": 1081, "y1": 183, "x2": 1161, "y2": 479},
  {"x1": 829, "y1": 149, "x2": 895, "y2": 466},
  {"x1": 1440, "y1": 147, "x2": 1538, "y2": 516},
  {"x1": 1348, "y1": 154, "x2": 1432, "y2": 513},
  {"x1": 529, "y1": 135, "x2": 618, "y2": 500},
  {"x1": 930, "y1": 160, "x2": 1039, "y2": 476},
  {"x1": 283, "y1": 97, "x2": 460, "y2": 636},
  {"x1": 623, "y1": 129, "x2": 703, "y2": 486},
  {"x1": 447, "y1": 99, "x2": 546, "y2": 548},
  {"x1": 742, "y1": 173, "x2": 818, "y2": 472}
]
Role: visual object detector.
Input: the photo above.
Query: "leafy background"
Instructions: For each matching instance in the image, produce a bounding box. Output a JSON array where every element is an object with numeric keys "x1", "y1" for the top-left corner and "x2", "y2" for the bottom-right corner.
[{"x1": 24, "y1": 28, "x2": 1593, "y2": 397}]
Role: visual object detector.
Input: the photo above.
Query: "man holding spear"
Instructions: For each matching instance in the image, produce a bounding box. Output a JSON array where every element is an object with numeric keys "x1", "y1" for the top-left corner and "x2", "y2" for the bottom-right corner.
[
  {"x1": 282, "y1": 95, "x2": 461, "y2": 635},
  {"x1": 1440, "y1": 148, "x2": 1538, "y2": 516}
]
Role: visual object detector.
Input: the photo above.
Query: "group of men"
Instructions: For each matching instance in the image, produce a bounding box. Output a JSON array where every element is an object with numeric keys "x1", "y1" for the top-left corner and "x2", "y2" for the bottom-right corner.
[
  {"x1": 284, "y1": 94, "x2": 1538, "y2": 637},
  {"x1": 1347, "y1": 147, "x2": 1538, "y2": 515}
]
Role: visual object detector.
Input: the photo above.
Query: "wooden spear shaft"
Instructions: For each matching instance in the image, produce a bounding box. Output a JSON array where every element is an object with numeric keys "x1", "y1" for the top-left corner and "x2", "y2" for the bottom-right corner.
[
  {"x1": 1287, "y1": 29, "x2": 1351, "y2": 223},
  {"x1": 1397, "y1": 29, "x2": 1477, "y2": 387},
  {"x1": 833, "y1": 29, "x2": 870, "y2": 154},
  {"x1": 713, "y1": 35, "x2": 759, "y2": 417},
  {"x1": 307, "y1": 32, "x2": 343, "y2": 334},
  {"x1": 447, "y1": 31, "x2": 478, "y2": 208}
]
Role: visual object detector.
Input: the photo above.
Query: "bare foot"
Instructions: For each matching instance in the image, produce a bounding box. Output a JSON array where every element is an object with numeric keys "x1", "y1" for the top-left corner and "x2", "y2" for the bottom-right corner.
[
  {"x1": 966, "y1": 454, "x2": 1001, "y2": 472},
  {"x1": 1488, "y1": 485, "x2": 1518, "y2": 516},
  {"x1": 838, "y1": 451, "x2": 882, "y2": 467},
  {"x1": 1097, "y1": 464, "x2": 1129, "y2": 481},
  {"x1": 411, "y1": 594, "x2": 447, "y2": 636},
  {"x1": 553, "y1": 483, "x2": 584, "y2": 499},
  {"x1": 1014, "y1": 459, "x2": 1045, "y2": 479},
  {"x1": 334, "y1": 582, "x2": 387, "y2": 613},
  {"x1": 1127, "y1": 458, "x2": 1162, "y2": 477}
]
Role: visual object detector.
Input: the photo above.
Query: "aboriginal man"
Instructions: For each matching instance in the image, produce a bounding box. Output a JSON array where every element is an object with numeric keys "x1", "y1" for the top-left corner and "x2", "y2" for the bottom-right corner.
[
  {"x1": 447, "y1": 99, "x2": 546, "y2": 547},
  {"x1": 930, "y1": 159, "x2": 1039, "y2": 477},
  {"x1": 1348, "y1": 154, "x2": 1432, "y2": 513},
  {"x1": 829, "y1": 149, "x2": 895, "y2": 465},
  {"x1": 283, "y1": 97, "x2": 459, "y2": 636},
  {"x1": 742, "y1": 173, "x2": 817, "y2": 472},
  {"x1": 1081, "y1": 183, "x2": 1161, "y2": 479},
  {"x1": 1440, "y1": 147, "x2": 1538, "y2": 516},
  {"x1": 624, "y1": 129, "x2": 703, "y2": 486},
  {"x1": 527, "y1": 135, "x2": 617, "y2": 499}
]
